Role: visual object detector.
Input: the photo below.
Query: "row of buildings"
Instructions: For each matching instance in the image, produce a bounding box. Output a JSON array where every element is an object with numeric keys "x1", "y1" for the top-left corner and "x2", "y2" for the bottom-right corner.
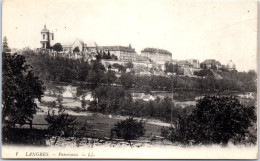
[{"x1": 38, "y1": 25, "x2": 236, "y2": 76}]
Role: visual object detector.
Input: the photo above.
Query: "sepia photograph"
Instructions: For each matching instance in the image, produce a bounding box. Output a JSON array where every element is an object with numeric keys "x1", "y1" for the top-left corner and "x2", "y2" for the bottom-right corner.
[{"x1": 1, "y1": 0, "x2": 258, "y2": 159}]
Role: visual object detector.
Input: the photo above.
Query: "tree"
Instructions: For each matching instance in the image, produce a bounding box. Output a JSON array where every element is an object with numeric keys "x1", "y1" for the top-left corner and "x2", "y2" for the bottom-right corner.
[
  {"x1": 120, "y1": 73, "x2": 134, "y2": 89},
  {"x1": 125, "y1": 62, "x2": 134, "y2": 69},
  {"x1": 200, "y1": 63, "x2": 207, "y2": 70},
  {"x1": 111, "y1": 117, "x2": 146, "y2": 144},
  {"x1": 2, "y1": 36, "x2": 11, "y2": 53},
  {"x1": 81, "y1": 100, "x2": 87, "y2": 109},
  {"x1": 52, "y1": 43, "x2": 63, "y2": 52},
  {"x1": 56, "y1": 95, "x2": 63, "y2": 103},
  {"x1": 194, "y1": 69, "x2": 213, "y2": 78},
  {"x1": 73, "y1": 46, "x2": 80, "y2": 53},
  {"x1": 45, "y1": 109, "x2": 77, "y2": 145},
  {"x1": 2, "y1": 53, "x2": 44, "y2": 128},
  {"x1": 107, "y1": 50, "x2": 112, "y2": 59},
  {"x1": 171, "y1": 96, "x2": 256, "y2": 145},
  {"x1": 165, "y1": 62, "x2": 175, "y2": 73},
  {"x1": 108, "y1": 64, "x2": 112, "y2": 70},
  {"x1": 87, "y1": 60, "x2": 106, "y2": 89},
  {"x1": 103, "y1": 70, "x2": 116, "y2": 85},
  {"x1": 140, "y1": 85, "x2": 152, "y2": 94},
  {"x1": 112, "y1": 63, "x2": 126, "y2": 73}
]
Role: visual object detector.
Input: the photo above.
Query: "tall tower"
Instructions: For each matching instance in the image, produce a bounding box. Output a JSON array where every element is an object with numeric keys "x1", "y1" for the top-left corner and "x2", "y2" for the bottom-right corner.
[{"x1": 40, "y1": 25, "x2": 54, "y2": 49}]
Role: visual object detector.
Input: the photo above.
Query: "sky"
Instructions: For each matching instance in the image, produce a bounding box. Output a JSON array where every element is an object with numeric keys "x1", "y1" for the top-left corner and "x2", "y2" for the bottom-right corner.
[{"x1": 2, "y1": 0, "x2": 258, "y2": 72}]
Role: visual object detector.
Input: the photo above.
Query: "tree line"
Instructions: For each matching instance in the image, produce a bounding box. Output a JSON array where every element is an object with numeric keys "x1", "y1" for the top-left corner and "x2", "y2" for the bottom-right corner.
[
  {"x1": 88, "y1": 85, "x2": 193, "y2": 123},
  {"x1": 24, "y1": 51, "x2": 256, "y2": 93}
]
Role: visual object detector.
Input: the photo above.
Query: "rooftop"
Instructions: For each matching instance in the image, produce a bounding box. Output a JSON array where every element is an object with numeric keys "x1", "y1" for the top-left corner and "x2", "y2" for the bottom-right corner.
[
  {"x1": 99, "y1": 46, "x2": 136, "y2": 53},
  {"x1": 41, "y1": 25, "x2": 49, "y2": 33},
  {"x1": 141, "y1": 48, "x2": 172, "y2": 56},
  {"x1": 177, "y1": 60, "x2": 192, "y2": 66}
]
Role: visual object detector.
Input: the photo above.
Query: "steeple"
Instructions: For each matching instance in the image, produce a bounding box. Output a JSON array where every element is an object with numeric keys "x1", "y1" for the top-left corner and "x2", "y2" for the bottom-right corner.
[{"x1": 40, "y1": 25, "x2": 54, "y2": 49}]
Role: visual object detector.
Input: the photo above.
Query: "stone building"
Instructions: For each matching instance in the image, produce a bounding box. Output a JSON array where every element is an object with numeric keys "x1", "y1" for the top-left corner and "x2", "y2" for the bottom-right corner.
[
  {"x1": 62, "y1": 40, "x2": 136, "y2": 61},
  {"x1": 98, "y1": 44, "x2": 136, "y2": 62},
  {"x1": 140, "y1": 48, "x2": 172, "y2": 63},
  {"x1": 187, "y1": 59, "x2": 200, "y2": 68},
  {"x1": 40, "y1": 25, "x2": 54, "y2": 49}
]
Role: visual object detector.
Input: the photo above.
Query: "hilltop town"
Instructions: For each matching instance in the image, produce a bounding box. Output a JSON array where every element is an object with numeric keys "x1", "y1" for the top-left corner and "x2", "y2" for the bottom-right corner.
[{"x1": 33, "y1": 25, "x2": 237, "y2": 78}]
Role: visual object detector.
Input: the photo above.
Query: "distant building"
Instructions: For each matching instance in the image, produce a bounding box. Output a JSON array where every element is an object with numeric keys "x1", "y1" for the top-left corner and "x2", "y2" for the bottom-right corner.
[
  {"x1": 187, "y1": 59, "x2": 200, "y2": 68},
  {"x1": 226, "y1": 60, "x2": 236, "y2": 71},
  {"x1": 80, "y1": 92, "x2": 95, "y2": 102},
  {"x1": 177, "y1": 60, "x2": 192, "y2": 68},
  {"x1": 40, "y1": 25, "x2": 54, "y2": 49},
  {"x1": 142, "y1": 94, "x2": 155, "y2": 101},
  {"x1": 177, "y1": 60, "x2": 201, "y2": 76},
  {"x1": 135, "y1": 55, "x2": 150, "y2": 62},
  {"x1": 62, "y1": 85, "x2": 77, "y2": 98},
  {"x1": 62, "y1": 40, "x2": 136, "y2": 61},
  {"x1": 98, "y1": 44, "x2": 136, "y2": 62},
  {"x1": 131, "y1": 93, "x2": 155, "y2": 101},
  {"x1": 141, "y1": 48, "x2": 172, "y2": 63},
  {"x1": 132, "y1": 93, "x2": 145, "y2": 100},
  {"x1": 200, "y1": 59, "x2": 222, "y2": 69}
]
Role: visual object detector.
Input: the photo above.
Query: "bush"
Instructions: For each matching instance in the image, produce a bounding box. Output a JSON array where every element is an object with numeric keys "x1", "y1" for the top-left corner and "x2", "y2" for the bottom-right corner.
[
  {"x1": 45, "y1": 109, "x2": 77, "y2": 145},
  {"x1": 71, "y1": 106, "x2": 82, "y2": 113},
  {"x1": 111, "y1": 118, "x2": 146, "y2": 143},
  {"x1": 2, "y1": 127, "x2": 48, "y2": 146},
  {"x1": 87, "y1": 101, "x2": 99, "y2": 112}
]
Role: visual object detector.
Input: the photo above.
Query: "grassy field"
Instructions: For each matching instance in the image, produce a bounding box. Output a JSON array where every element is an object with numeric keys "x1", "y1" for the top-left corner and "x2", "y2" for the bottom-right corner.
[{"x1": 32, "y1": 113, "x2": 163, "y2": 139}]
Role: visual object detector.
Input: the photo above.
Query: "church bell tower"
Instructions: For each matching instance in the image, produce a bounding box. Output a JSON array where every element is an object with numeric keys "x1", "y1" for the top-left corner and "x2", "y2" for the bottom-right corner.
[{"x1": 40, "y1": 25, "x2": 54, "y2": 49}]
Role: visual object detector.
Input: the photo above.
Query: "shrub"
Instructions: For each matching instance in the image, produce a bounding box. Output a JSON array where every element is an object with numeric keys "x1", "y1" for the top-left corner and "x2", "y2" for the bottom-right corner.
[
  {"x1": 2, "y1": 127, "x2": 48, "y2": 146},
  {"x1": 72, "y1": 106, "x2": 82, "y2": 113},
  {"x1": 45, "y1": 109, "x2": 77, "y2": 145},
  {"x1": 111, "y1": 117, "x2": 146, "y2": 143}
]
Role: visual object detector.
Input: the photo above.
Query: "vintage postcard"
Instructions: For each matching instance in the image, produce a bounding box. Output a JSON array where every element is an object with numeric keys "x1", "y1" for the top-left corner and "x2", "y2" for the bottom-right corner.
[{"x1": 1, "y1": 0, "x2": 258, "y2": 159}]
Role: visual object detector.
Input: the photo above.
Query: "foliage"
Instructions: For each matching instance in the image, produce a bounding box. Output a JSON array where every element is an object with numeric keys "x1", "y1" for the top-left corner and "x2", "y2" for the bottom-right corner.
[
  {"x1": 102, "y1": 52, "x2": 112, "y2": 59},
  {"x1": 102, "y1": 70, "x2": 116, "y2": 85},
  {"x1": 87, "y1": 60, "x2": 106, "y2": 89},
  {"x1": 2, "y1": 36, "x2": 11, "y2": 52},
  {"x1": 52, "y1": 43, "x2": 63, "y2": 52},
  {"x1": 111, "y1": 117, "x2": 146, "y2": 142},
  {"x1": 87, "y1": 101, "x2": 99, "y2": 113},
  {"x1": 81, "y1": 100, "x2": 87, "y2": 109},
  {"x1": 56, "y1": 95, "x2": 63, "y2": 103},
  {"x1": 73, "y1": 47, "x2": 80, "y2": 53},
  {"x1": 194, "y1": 69, "x2": 213, "y2": 77},
  {"x1": 89, "y1": 85, "x2": 186, "y2": 123},
  {"x1": 45, "y1": 109, "x2": 77, "y2": 145},
  {"x1": 92, "y1": 86, "x2": 126, "y2": 114},
  {"x1": 140, "y1": 85, "x2": 152, "y2": 94},
  {"x1": 2, "y1": 127, "x2": 48, "y2": 145},
  {"x1": 2, "y1": 52, "x2": 44, "y2": 127},
  {"x1": 23, "y1": 51, "x2": 256, "y2": 93},
  {"x1": 166, "y1": 96, "x2": 257, "y2": 145},
  {"x1": 165, "y1": 62, "x2": 178, "y2": 73},
  {"x1": 120, "y1": 73, "x2": 134, "y2": 89},
  {"x1": 112, "y1": 63, "x2": 126, "y2": 73},
  {"x1": 125, "y1": 62, "x2": 134, "y2": 69}
]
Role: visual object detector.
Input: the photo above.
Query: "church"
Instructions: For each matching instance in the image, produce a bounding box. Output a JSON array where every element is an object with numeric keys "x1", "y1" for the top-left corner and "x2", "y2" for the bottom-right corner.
[{"x1": 39, "y1": 25, "x2": 136, "y2": 62}]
